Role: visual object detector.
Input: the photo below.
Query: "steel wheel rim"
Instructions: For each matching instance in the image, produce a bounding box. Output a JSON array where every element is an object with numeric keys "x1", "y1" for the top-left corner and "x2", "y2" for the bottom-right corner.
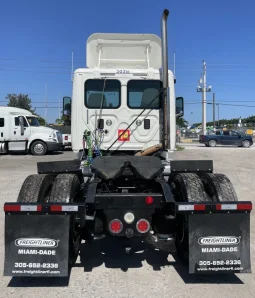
[{"x1": 34, "y1": 143, "x2": 44, "y2": 154}]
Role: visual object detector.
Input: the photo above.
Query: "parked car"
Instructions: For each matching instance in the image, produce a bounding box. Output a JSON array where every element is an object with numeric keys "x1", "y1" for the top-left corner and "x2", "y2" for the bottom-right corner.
[{"x1": 199, "y1": 129, "x2": 253, "y2": 148}]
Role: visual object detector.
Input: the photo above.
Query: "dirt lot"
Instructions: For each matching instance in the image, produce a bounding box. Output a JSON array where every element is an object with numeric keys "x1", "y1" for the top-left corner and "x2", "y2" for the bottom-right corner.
[{"x1": 0, "y1": 147, "x2": 254, "y2": 298}]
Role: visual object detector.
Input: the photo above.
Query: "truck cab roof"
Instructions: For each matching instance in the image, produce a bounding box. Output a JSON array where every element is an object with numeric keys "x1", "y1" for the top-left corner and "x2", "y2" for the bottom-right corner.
[{"x1": 0, "y1": 106, "x2": 34, "y2": 116}]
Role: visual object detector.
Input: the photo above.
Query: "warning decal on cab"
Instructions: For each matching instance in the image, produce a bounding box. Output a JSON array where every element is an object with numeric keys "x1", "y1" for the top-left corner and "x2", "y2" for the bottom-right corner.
[{"x1": 118, "y1": 130, "x2": 130, "y2": 142}]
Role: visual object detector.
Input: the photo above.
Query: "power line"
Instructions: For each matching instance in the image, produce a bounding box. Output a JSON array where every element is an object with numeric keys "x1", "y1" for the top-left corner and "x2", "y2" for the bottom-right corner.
[
  {"x1": 185, "y1": 102, "x2": 255, "y2": 108},
  {"x1": 0, "y1": 57, "x2": 84, "y2": 64},
  {"x1": 0, "y1": 68, "x2": 70, "y2": 74}
]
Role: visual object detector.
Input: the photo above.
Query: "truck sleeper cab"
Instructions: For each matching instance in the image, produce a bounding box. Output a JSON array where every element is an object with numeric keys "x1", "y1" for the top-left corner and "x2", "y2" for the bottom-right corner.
[
  {"x1": 0, "y1": 107, "x2": 63, "y2": 155},
  {"x1": 69, "y1": 33, "x2": 177, "y2": 155}
]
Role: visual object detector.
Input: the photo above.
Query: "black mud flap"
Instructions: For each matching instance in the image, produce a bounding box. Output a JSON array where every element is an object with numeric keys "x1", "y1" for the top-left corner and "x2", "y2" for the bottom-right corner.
[
  {"x1": 189, "y1": 213, "x2": 251, "y2": 274},
  {"x1": 4, "y1": 215, "x2": 70, "y2": 277}
]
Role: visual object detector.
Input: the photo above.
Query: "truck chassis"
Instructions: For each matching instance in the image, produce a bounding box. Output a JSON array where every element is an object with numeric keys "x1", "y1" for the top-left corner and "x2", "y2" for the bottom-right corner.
[{"x1": 3, "y1": 156, "x2": 252, "y2": 277}]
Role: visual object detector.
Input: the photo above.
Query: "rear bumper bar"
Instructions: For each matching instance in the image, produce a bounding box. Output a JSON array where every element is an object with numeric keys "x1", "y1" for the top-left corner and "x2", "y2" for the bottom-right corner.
[
  {"x1": 3, "y1": 201, "x2": 252, "y2": 277},
  {"x1": 4, "y1": 201, "x2": 252, "y2": 215}
]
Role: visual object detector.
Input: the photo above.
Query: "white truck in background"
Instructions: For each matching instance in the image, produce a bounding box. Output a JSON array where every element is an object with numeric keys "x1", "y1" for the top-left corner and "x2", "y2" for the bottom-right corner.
[
  {"x1": 0, "y1": 106, "x2": 64, "y2": 155},
  {"x1": 47, "y1": 123, "x2": 72, "y2": 149},
  {"x1": 63, "y1": 133, "x2": 72, "y2": 148}
]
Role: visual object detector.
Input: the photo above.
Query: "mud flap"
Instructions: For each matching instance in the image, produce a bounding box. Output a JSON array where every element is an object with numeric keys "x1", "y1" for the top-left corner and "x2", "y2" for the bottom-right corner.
[
  {"x1": 4, "y1": 215, "x2": 70, "y2": 277},
  {"x1": 189, "y1": 213, "x2": 251, "y2": 274}
]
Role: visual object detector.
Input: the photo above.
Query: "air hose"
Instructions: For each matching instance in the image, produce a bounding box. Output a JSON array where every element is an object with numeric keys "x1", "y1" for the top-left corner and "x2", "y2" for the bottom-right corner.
[{"x1": 83, "y1": 130, "x2": 93, "y2": 166}]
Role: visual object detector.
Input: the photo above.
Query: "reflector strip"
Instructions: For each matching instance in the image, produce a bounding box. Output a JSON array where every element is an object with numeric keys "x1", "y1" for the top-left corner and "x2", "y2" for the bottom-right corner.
[
  {"x1": 218, "y1": 204, "x2": 237, "y2": 210},
  {"x1": 217, "y1": 204, "x2": 237, "y2": 210},
  {"x1": 216, "y1": 204, "x2": 221, "y2": 210},
  {"x1": 194, "y1": 204, "x2": 206, "y2": 211},
  {"x1": 216, "y1": 203, "x2": 252, "y2": 211},
  {"x1": 50, "y1": 205, "x2": 62, "y2": 212},
  {"x1": 178, "y1": 204, "x2": 205, "y2": 211},
  {"x1": 178, "y1": 205, "x2": 194, "y2": 211},
  {"x1": 20, "y1": 205, "x2": 41, "y2": 212},
  {"x1": 62, "y1": 206, "x2": 78, "y2": 212},
  {"x1": 4, "y1": 205, "x2": 20, "y2": 212},
  {"x1": 237, "y1": 203, "x2": 252, "y2": 210},
  {"x1": 4, "y1": 205, "x2": 42, "y2": 212},
  {"x1": 50, "y1": 205, "x2": 79, "y2": 212}
]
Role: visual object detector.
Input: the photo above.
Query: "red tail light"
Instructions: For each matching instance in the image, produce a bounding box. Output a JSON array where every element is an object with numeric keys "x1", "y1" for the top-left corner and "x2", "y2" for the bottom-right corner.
[
  {"x1": 109, "y1": 219, "x2": 123, "y2": 234},
  {"x1": 64, "y1": 136, "x2": 68, "y2": 140},
  {"x1": 136, "y1": 219, "x2": 150, "y2": 233},
  {"x1": 145, "y1": 196, "x2": 154, "y2": 205}
]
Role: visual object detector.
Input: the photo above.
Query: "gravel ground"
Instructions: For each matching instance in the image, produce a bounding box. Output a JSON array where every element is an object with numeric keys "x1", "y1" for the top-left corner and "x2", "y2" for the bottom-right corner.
[{"x1": 0, "y1": 147, "x2": 254, "y2": 298}]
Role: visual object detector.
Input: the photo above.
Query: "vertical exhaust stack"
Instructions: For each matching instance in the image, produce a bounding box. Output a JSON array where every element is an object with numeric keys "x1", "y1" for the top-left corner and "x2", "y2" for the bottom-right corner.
[{"x1": 161, "y1": 9, "x2": 170, "y2": 151}]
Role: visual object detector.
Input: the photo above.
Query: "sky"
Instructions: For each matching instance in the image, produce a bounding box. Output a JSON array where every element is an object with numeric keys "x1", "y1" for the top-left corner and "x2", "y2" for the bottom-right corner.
[{"x1": 1, "y1": 0, "x2": 255, "y2": 125}]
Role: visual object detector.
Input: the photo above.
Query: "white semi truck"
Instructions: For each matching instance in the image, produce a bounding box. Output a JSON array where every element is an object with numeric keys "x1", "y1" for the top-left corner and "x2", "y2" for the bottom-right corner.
[
  {"x1": 0, "y1": 107, "x2": 63, "y2": 155},
  {"x1": 3, "y1": 9, "x2": 252, "y2": 279}
]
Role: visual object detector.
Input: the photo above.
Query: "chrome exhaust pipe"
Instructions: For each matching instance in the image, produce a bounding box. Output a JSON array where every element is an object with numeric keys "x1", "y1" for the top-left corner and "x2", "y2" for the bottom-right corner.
[{"x1": 161, "y1": 9, "x2": 170, "y2": 150}]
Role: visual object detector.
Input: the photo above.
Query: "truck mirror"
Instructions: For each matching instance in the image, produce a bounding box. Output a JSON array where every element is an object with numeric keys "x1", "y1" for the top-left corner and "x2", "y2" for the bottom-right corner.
[
  {"x1": 63, "y1": 96, "x2": 71, "y2": 117},
  {"x1": 19, "y1": 116, "x2": 24, "y2": 135},
  {"x1": 176, "y1": 97, "x2": 184, "y2": 118}
]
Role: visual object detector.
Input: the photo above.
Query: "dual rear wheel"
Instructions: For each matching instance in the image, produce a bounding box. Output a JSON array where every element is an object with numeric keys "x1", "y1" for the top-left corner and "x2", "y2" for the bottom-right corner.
[
  {"x1": 17, "y1": 173, "x2": 82, "y2": 266},
  {"x1": 169, "y1": 172, "x2": 238, "y2": 262}
]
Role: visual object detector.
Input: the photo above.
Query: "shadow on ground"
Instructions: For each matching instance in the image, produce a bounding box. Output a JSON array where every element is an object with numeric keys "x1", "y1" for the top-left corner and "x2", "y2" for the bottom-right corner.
[
  {"x1": 6, "y1": 151, "x2": 64, "y2": 157},
  {"x1": 7, "y1": 237, "x2": 243, "y2": 287}
]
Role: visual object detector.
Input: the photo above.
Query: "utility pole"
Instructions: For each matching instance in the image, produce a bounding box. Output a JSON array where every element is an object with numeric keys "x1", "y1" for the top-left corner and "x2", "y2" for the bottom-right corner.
[
  {"x1": 213, "y1": 93, "x2": 215, "y2": 128},
  {"x1": 217, "y1": 103, "x2": 220, "y2": 126},
  {"x1": 58, "y1": 92, "x2": 61, "y2": 120},
  {"x1": 197, "y1": 60, "x2": 212, "y2": 135},
  {"x1": 44, "y1": 82, "x2": 48, "y2": 125}
]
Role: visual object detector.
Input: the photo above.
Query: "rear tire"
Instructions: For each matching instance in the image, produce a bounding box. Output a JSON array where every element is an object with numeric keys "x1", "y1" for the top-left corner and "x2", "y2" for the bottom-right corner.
[
  {"x1": 170, "y1": 173, "x2": 210, "y2": 262},
  {"x1": 200, "y1": 173, "x2": 238, "y2": 202},
  {"x1": 17, "y1": 174, "x2": 54, "y2": 203},
  {"x1": 49, "y1": 174, "x2": 82, "y2": 265}
]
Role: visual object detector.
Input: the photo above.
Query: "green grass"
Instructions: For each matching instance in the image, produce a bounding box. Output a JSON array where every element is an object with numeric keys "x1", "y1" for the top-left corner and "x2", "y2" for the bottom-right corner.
[{"x1": 176, "y1": 145, "x2": 185, "y2": 151}]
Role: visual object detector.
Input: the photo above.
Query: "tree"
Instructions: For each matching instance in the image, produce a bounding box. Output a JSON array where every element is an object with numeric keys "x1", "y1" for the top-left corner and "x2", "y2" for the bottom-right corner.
[
  {"x1": 55, "y1": 118, "x2": 63, "y2": 124},
  {"x1": 37, "y1": 116, "x2": 46, "y2": 126},
  {"x1": 6, "y1": 93, "x2": 34, "y2": 113},
  {"x1": 6, "y1": 93, "x2": 46, "y2": 126},
  {"x1": 176, "y1": 117, "x2": 188, "y2": 127}
]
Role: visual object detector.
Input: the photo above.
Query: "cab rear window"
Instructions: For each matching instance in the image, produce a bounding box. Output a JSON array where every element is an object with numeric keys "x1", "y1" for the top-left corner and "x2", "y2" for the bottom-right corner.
[
  {"x1": 84, "y1": 79, "x2": 121, "y2": 109},
  {"x1": 127, "y1": 80, "x2": 162, "y2": 109}
]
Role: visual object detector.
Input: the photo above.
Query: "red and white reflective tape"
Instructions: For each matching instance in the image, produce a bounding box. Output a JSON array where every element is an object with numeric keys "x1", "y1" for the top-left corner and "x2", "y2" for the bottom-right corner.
[
  {"x1": 178, "y1": 203, "x2": 252, "y2": 212},
  {"x1": 50, "y1": 205, "x2": 78, "y2": 212},
  {"x1": 4, "y1": 205, "x2": 42, "y2": 212},
  {"x1": 4, "y1": 204, "x2": 79, "y2": 212},
  {"x1": 217, "y1": 203, "x2": 252, "y2": 211},
  {"x1": 178, "y1": 204, "x2": 205, "y2": 211}
]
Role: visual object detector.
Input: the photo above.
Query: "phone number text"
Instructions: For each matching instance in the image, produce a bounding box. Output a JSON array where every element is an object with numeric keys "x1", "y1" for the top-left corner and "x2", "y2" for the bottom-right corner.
[
  {"x1": 199, "y1": 260, "x2": 241, "y2": 266},
  {"x1": 15, "y1": 263, "x2": 58, "y2": 269}
]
